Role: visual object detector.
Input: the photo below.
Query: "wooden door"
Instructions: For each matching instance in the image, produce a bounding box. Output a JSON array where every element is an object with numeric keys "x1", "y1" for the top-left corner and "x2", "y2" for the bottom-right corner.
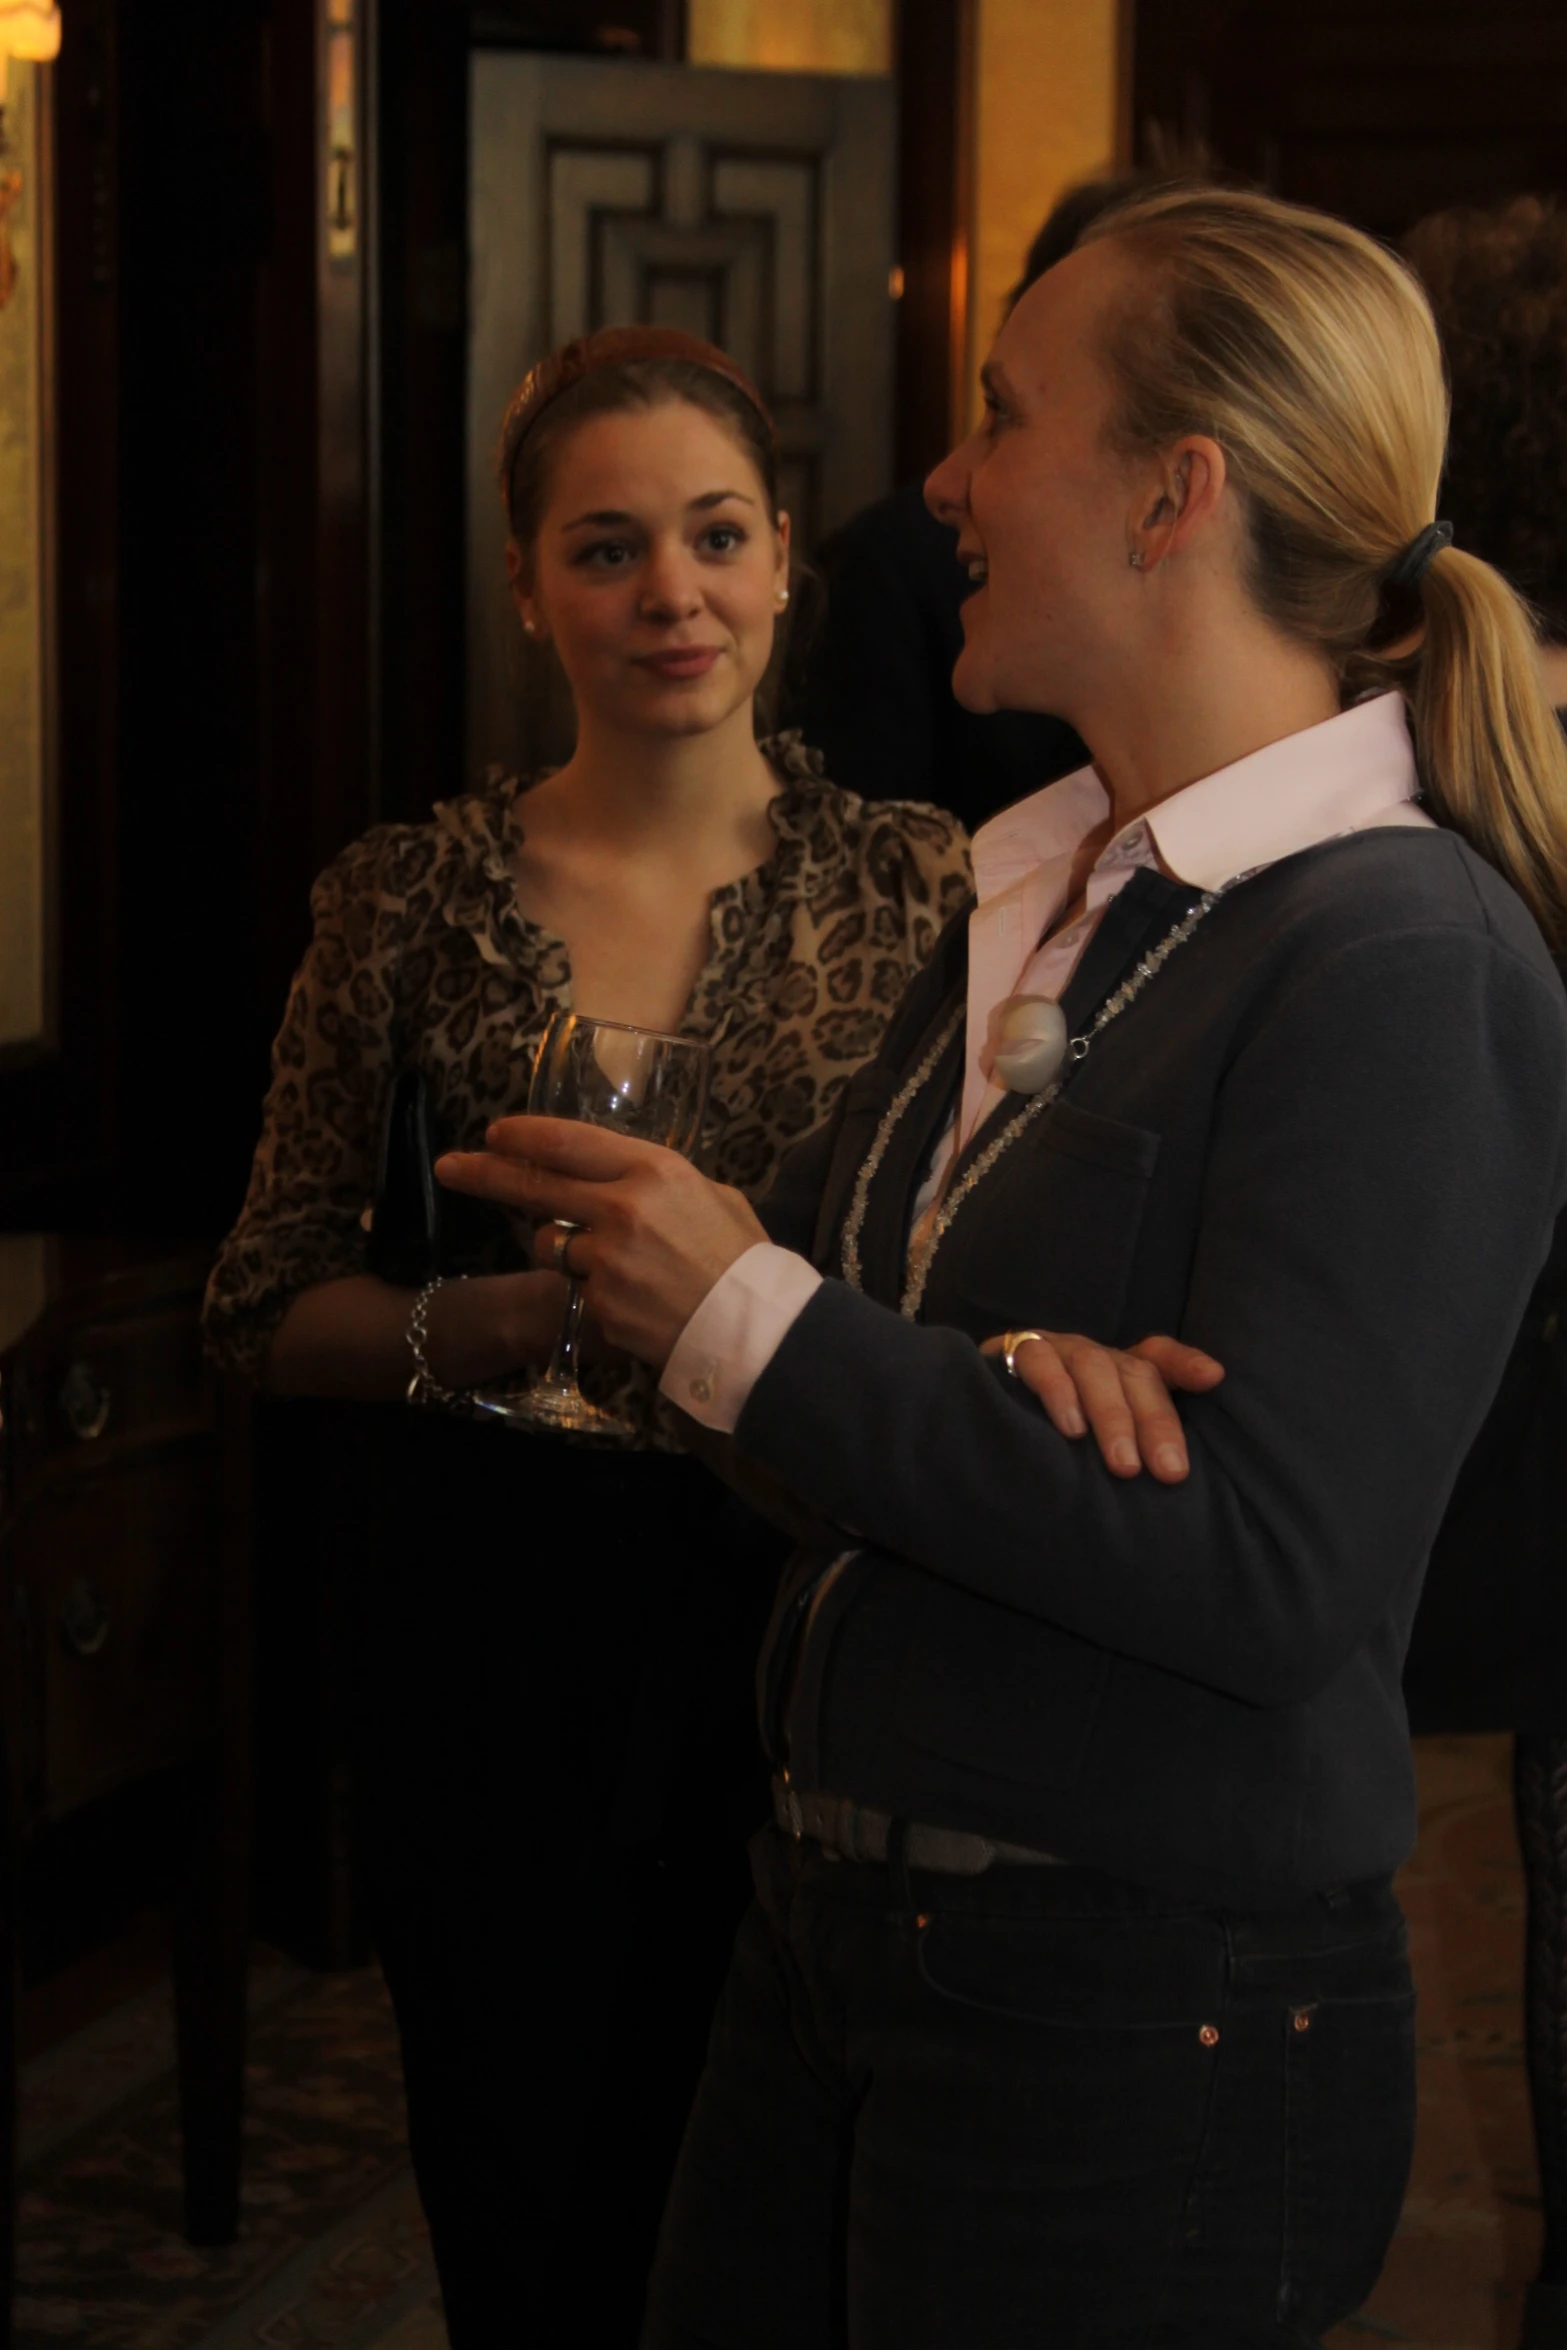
[{"x1": 467, "y1": 51, "x2": 896, "y2": 776}]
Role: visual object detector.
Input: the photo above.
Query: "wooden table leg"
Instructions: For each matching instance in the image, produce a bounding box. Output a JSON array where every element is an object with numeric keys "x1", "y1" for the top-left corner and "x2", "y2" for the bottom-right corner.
[
  {"x1": 174, "y1": 1378, "x2": 254, "y2": 2246},
  {"x1": 0, "y1": 1720, "x2": 15, "y2": 2350},
  {"x1": 172, "y1": 1767, "x2": 248, "y2": 2244}
]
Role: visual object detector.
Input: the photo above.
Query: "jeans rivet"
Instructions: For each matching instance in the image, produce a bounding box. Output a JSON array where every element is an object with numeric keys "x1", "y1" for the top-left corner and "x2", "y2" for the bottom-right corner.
[
  {"x1": 915, "y1": 1912, "x2": 931, "y2": 1930},
  {"x1": 1198, "y1": 2023, "x2": 1220, "y2": 2047},
  {"x1": 1292, "y1": 2009, "x2": 1312, "y2": 2033}
]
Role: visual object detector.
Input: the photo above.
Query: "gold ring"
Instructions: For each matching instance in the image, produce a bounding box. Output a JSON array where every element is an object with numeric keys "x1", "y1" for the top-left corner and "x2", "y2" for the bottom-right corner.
[{"x1": 1002, "y1": 1329, "x2": 1048, "y2": 1378}]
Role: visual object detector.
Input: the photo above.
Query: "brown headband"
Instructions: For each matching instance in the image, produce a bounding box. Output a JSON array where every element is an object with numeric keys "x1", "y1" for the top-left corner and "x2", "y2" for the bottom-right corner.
[{"x1": 496, "y1": 325, "x2": 778, "y2": 519}]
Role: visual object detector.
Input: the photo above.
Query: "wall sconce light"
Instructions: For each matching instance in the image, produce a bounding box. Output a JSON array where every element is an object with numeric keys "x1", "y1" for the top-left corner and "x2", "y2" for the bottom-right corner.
[
  {"x1": 0, "y1": 0, "x2": 61, "y2": 105},
  {"x1": 0, "y1": 0, "x2": 59, "y2": 310}
]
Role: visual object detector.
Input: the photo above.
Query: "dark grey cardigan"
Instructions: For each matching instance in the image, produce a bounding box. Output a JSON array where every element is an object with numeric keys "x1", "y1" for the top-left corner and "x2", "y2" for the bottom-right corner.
[{"x1": 742, "y1": 828, "x2": 1567, "y2": 1909}]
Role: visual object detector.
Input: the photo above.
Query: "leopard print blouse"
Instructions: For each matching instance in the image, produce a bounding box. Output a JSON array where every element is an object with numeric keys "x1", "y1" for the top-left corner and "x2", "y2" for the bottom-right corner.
[{"x1": 204, "y1": 733, "x2": 972, "y2": 1444}]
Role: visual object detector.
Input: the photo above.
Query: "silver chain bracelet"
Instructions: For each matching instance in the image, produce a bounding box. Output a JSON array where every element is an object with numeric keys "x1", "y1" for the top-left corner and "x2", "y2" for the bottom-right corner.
[{"x1": 405, "y1": 1274, "x2": 470, "y2": 1411}]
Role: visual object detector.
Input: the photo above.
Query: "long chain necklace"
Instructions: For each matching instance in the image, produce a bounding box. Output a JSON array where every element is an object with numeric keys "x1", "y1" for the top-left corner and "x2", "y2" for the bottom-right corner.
[{"x1": 841, "y1": 884, "x2": 1234, "y2": 1319}]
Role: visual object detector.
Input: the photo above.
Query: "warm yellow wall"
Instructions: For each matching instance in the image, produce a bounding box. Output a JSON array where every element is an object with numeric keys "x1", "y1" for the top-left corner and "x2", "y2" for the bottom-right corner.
[
  {"x1": 969, "y1": 0, "x2": 1119, "y2": 409},
  {"x1": 0, "y1": 57, "x2": 47, "y2": 1048},
  {"x1": 687, "y1": 0, "x2": 891, "y2": 75}
]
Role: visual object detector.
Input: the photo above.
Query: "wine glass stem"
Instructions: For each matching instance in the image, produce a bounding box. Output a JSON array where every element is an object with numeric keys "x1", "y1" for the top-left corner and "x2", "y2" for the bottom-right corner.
[{"x1": 545, "y1": 1279, "x2": 588, "y2": 1392}]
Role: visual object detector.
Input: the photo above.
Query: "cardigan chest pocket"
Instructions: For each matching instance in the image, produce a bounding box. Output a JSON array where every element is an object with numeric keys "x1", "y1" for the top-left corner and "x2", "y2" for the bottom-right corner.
[{"x1": 936, "y1": 1098, "x2": 1162, "y2": 1344}]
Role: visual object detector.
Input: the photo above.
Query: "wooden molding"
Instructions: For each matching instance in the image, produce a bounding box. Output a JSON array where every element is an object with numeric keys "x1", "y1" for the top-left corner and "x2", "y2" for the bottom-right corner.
[
  {"x1": 1114, "y1": 0, "x2": 1137, "y2": 169},
  {"x1": 894, "y1": 0, "x2": 974, "y2": 485}
]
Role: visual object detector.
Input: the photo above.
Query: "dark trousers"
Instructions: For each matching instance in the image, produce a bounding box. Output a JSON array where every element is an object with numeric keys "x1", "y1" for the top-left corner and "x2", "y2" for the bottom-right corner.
[
  {"x1": 355, "y1": 1414, "x2": 789, "y2": 2347},
  {"x1": 643, "y1": 1827, "x2": 1416, "y2": 2350}
]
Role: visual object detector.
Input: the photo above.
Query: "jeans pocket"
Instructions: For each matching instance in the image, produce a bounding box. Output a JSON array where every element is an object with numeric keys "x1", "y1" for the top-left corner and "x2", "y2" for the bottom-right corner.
[
  {"x1": 1279, "y1": 1986, "x2": 1417, "y2": 2329},
  {"x1": 907, "y1": 1908, "x2": 1231, "y2": 2291},
  {"x1": 915, "y1": 1908, "x2": 1227, "y2": 2031}
]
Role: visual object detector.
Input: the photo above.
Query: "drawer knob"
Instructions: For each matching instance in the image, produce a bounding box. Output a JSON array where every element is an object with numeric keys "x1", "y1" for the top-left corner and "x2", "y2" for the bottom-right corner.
[
  {"x1": 59, "y1": 1360, "x2": 111, "y2": 1442},
  {"x1": 61, "y1": 1577, "x2": 110, "y2": 1658}
]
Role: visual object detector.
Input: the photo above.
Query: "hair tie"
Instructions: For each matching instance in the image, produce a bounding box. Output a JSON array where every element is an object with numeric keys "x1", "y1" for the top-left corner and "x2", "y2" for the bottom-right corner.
[
  {"x1": 1384, "y1": 519, "x2": 1454, "y2": 590},
  {"x1": 496, "y1": 325, "x2": 777, "y2": 517}
]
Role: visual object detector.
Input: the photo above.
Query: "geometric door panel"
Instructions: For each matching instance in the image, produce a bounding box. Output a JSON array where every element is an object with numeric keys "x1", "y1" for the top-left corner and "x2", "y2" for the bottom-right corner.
[{"x1": 469, "y1": 53, "x2": 896, "y2": 774}]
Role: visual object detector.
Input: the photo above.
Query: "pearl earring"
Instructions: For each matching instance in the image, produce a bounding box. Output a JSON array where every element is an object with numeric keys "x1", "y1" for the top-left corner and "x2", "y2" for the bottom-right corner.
[
  {"x1": 522, "y1": 616, "x2": 538, "y2": 637},
  {"x1": 776, "y1": 587, "x2": 790, "y2": 610}
]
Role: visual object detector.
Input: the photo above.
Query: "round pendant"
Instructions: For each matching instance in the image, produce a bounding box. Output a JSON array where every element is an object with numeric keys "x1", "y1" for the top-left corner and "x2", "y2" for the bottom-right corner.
[{"x1": 989, "y1": 994, "x2": 1069, "y2": 1095}]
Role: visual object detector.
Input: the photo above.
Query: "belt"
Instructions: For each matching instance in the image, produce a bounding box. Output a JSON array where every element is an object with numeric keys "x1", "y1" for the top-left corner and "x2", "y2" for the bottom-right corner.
[{"x1": 773, "y1": 1777, "x2": 1065, "y2": 1876}]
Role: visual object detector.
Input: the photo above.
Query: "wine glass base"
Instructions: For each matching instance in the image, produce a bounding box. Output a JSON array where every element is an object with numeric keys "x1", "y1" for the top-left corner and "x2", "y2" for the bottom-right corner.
[{"x1": 468, "y1": 1378, "x2": 637, "y2": 1441}]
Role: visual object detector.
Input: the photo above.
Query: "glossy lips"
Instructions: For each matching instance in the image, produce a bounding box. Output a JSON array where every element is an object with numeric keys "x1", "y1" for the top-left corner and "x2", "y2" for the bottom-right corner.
[{"x1": 635, "y1": 645, "x2": 723, "y2": 681}]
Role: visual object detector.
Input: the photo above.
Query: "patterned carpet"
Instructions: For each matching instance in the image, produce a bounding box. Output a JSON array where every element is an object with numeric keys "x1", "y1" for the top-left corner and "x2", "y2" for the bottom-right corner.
[
  {"x1": 14, "y1": 1962, "x2": 445, "y2": 2350},
  {"x1": 7, "y1": 1737, "x2": 1554, "y2": 2348},
  {"x1": 1329, "y1": 1735, "x2": 1543, "y2": 2350}
]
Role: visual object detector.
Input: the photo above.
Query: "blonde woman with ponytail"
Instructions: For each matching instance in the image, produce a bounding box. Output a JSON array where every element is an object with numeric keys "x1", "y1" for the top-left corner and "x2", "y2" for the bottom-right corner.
[
  {"x1": 1074, "y1": 186, "x2": 1567, "y2": 950},
  {"x1": 442, "y1": 191, "x2": 1567, "y2": 2342}
]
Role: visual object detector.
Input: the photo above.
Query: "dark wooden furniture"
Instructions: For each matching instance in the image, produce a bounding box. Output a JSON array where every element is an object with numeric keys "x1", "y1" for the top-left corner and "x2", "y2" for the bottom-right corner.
[
  {"x1": 0, "y1": 1240, "x2": 252, "y2": 2335},
  {"x1": 1131, "y1": 0, "x2": 1567, "y2": 236}
]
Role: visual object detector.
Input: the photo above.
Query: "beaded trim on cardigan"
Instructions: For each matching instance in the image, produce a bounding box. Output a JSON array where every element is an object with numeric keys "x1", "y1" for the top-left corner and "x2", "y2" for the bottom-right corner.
[{"x1": 840, "y1": 883, "x2": 1236, "y2": 1319}]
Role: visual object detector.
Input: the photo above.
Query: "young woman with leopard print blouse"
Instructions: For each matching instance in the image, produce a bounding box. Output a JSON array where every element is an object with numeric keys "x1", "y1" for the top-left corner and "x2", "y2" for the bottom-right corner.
[{"x1": 204, "y1": 328, "x2": 969, "y2": 2345}]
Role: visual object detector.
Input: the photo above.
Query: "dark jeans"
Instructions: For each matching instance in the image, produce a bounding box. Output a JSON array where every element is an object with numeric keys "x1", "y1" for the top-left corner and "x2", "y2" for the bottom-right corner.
[{"x1": 643, "y1": 1827, "x2": 1416, "y2": 2350}]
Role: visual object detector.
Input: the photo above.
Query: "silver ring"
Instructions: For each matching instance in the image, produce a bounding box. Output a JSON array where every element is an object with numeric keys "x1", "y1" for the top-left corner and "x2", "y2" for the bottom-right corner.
[
  {"x1": 548, "y1": 1225, "x2": 579, "y2": 1277},
  {"x1": 1002, "y1": 1329, "x2": 1048, "y2": 1378}
]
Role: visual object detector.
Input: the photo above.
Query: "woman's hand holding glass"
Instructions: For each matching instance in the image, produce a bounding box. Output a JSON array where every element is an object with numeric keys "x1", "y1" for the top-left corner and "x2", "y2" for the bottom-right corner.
[
  {"x1": 439, "y1": 1123, "x2": 770, "y2": 1372},
  {"x1": 981, "y1": 1330, "x2": 1225, "y2": 1481},
  {"x1": 433, "y1": 1096, "x2": 1224, "y2": 1460},
  {"x1": 435, "y1": 1115, "x2": 766, "y2": 1374},
  {"x1": 432, "y1": 1010, "x2": 747, "y2": 1410},
  {"x1": 433, "y1": 1012, "x2": 716, "y2": 1435}
]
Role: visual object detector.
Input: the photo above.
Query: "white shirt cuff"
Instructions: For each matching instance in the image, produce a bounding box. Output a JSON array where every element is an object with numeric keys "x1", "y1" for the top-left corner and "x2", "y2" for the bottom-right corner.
[{"x1": 659, "y1": 1242, "x2": 824, "y2": 1433}]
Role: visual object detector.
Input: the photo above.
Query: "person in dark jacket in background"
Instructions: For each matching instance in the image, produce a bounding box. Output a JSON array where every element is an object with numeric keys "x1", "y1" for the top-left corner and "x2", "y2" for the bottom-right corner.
[
  {"x1": 1399, "y1": 194, "x2": 1567, "y2": 2347},
  {"x1": 784, "y1": 485, "x2": 1086, "y2": 830},
  {"x1": 785, "y1": 181, "x2": 1173, "y2": 830},
  {"x1": 443, "y1": 187, "x2": 1567, "y2": 2343}
]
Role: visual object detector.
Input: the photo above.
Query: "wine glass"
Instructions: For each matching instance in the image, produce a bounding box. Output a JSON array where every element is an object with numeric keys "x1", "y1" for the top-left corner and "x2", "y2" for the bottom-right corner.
[{"x1": 471, "y1": 1011, "x2": 712, "y2": 1438}]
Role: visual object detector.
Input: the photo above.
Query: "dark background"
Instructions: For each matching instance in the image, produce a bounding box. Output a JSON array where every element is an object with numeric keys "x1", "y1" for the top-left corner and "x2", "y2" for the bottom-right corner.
[{"x1": 6, "y1": 0, "x2": 1567, "y2": 1248}]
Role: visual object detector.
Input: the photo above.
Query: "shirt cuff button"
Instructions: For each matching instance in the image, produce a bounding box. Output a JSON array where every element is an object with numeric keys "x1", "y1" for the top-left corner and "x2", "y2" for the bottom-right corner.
[{"x1": 689, "y1": 1372, "x2": 716, "y2": 1405}]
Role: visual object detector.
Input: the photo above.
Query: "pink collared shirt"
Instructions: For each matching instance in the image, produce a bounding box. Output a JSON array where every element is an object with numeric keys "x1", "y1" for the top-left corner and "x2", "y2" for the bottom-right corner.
[{"x1": 662, "y1": 692, "x2": 1433, "y2": 1434}]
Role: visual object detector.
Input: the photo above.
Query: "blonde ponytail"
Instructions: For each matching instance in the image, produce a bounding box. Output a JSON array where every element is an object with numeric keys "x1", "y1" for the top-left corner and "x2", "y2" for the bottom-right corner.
[
  {"x1": 1084, "y1": 187, "x2": 1567, "y2": 952},
  {"x1": 1408, "y1": 549, "x2": 1567, "y2": 949}
]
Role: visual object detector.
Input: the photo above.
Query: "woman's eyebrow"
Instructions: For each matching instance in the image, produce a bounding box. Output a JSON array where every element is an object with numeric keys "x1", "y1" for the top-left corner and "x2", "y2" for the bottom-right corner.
[{"x1": 558, "y1": 488, "x2": 755, "y2": 531}]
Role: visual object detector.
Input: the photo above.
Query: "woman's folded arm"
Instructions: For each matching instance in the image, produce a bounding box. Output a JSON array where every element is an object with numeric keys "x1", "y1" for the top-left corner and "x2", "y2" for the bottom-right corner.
[{"x1": 731, "y1": 925, "x2": 1567, "y2": 1706}]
